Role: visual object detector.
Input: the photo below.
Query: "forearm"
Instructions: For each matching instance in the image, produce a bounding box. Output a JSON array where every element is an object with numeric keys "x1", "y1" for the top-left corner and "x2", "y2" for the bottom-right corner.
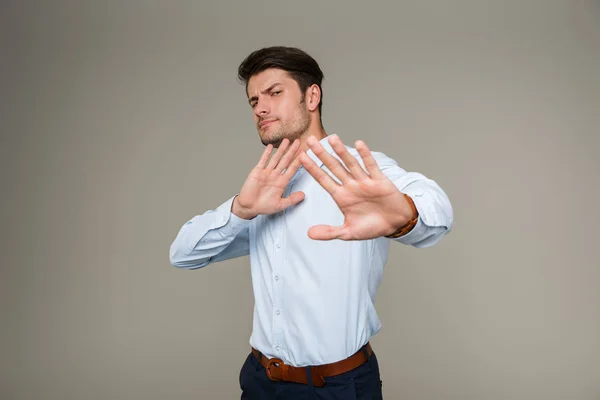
[
  {"x1": 393, "y1": 179, "x2": 453, "y2": 247},
  {"x1": 374, "y1": 152, "x2": 453, "y2": 247},
  {"x1": 169, "y1": 195, "x2": 251, "y2": 269}
]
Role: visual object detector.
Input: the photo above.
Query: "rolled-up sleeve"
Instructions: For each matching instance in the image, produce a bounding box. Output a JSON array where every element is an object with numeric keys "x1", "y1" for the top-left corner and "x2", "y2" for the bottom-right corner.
[{"x1": 374, "y1": 152, "x2": 453, "y2": 248}]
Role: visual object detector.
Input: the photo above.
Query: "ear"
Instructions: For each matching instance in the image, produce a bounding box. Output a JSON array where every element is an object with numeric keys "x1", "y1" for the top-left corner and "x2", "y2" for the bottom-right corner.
[{"x1": 306, "y1": 84, "x2": 321, "y2": 112}]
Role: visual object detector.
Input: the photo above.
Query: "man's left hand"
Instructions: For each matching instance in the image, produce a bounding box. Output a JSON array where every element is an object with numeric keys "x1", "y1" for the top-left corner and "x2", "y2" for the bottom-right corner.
[{"x1": 298, "y1": 135, "x2": 415, "y2": 241}]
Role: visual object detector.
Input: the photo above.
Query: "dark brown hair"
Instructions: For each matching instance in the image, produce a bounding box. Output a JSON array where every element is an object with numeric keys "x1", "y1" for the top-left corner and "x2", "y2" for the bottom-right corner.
[{"x1": 237, "y1": 46, "x2": 325, "y2": 115}]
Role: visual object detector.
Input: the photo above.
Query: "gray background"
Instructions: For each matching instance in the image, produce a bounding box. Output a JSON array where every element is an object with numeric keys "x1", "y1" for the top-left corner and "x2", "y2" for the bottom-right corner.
[{"x1": 2, "y1": 0, "x2": 599, "y2": 399}]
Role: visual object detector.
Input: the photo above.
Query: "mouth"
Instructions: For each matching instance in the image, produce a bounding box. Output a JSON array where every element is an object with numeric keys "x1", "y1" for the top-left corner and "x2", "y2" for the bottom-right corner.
[{"x1": 259, "y1": 119, "x2": 277, "y2": 129}]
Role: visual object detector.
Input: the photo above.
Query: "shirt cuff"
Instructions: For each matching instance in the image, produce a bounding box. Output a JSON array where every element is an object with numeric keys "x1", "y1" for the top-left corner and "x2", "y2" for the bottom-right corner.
[
  {"x1": 211, "y1": 195, "x2": 252, "y2": 236},
  {"x1": 390, "y1": 192, "x2": 429, "y2": 245},
  {"x1": 392, "y1": 215, "x2": 427, "y2": 245}
]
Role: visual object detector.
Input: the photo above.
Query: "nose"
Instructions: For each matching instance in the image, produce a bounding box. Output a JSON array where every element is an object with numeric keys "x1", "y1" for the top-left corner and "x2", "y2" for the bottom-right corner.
[{"x1": 254, "y1": 99, "x2": 270, "y2": 117}]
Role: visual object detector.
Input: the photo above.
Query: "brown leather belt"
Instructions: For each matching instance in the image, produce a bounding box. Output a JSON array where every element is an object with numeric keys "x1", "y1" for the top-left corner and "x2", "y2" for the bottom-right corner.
[{"x1": 251, "y1": 343, "x2": 373, "y2": 387}]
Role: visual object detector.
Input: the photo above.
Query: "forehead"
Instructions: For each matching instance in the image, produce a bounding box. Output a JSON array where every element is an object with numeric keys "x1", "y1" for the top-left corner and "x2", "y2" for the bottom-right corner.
[{"x1": 247, "y1": 68, "x2": 296, "y2": 96}]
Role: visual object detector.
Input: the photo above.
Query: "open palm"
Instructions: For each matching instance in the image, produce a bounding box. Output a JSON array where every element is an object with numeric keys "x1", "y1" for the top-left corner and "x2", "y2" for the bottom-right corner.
[
  {"x1": 298, "y1": 135, "x2": 413, "y2": 241},
  {"x1": 235, "y1": 138, "x2": 305, "y2": 218}
]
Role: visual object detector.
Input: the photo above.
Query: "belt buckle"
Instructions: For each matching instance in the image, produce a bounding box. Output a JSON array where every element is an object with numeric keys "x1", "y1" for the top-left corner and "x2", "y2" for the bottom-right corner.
[{"x1": 266, "y1": 358, "x2": 285, "y2": 381}]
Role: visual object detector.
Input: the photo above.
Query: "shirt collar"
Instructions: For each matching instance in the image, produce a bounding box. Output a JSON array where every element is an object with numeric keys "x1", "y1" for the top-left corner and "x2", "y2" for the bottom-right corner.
[{"x1": 304, "y1": 134, "x2": 337, "y2": 169}]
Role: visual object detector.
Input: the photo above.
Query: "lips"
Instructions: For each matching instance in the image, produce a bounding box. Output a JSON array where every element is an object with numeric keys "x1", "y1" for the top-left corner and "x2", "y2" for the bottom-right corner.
[{"x1": 259, "y1": 119, "x2": 277, "y2": 128}]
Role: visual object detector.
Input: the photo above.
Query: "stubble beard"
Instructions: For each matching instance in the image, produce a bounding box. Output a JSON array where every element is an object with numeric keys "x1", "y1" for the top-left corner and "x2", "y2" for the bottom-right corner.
[{"x1": 260, "y1": 109, "x2": 311, "y2": 149}]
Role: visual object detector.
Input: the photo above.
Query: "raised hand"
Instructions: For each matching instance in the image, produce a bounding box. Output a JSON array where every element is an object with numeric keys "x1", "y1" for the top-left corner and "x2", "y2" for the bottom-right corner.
[
  {"x1": 232, "y1": 138, "x2": 305, "y2": 220},
  {"x1": 298, "y1": 135, "x2": 415, "y2": 241}
]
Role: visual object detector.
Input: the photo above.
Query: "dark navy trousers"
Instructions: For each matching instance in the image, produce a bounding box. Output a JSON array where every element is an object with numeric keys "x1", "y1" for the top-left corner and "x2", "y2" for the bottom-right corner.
[{"x1": 239, "y1": 350, "x2": 383, "y2": 399}]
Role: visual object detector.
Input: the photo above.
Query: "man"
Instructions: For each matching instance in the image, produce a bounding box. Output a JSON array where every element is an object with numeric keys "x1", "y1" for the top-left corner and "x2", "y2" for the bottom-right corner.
[{"x1": 169, "y1": 46, "x2": 453, "y2": 399}]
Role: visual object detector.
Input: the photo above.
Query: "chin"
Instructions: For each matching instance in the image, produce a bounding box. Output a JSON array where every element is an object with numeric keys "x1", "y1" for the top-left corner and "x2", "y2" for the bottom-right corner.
[
  {"x1": 260, "y1": 135, "x2": 284, "y2": 148},
  {"x1": 257, "y1": 126, "x2": 280, "y2": 143}
]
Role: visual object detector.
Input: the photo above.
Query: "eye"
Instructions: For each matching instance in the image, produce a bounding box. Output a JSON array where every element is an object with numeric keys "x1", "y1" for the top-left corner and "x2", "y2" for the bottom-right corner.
[{"x1": 272, "y1": 91, "x2": 281, "y2": 96}]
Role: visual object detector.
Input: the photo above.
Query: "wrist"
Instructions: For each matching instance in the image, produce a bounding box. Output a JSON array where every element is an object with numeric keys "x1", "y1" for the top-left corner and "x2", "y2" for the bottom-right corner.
[
  {"x1": 386, "y1": 193, "x2": 419, "y2": 238},
  {"x1": 232, "y1": 196, "x2": 257, "y2": 220}
]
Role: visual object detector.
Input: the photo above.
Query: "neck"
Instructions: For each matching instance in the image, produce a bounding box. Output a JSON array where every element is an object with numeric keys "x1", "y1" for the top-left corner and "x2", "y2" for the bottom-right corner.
[{"x1": 298, "y1": 121, "x2": 327, "y2": 154}]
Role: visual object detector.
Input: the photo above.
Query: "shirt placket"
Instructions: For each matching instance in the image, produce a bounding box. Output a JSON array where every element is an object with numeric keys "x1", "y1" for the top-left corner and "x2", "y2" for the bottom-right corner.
[
  {"x1": 270, "y1": 169, "x2": 301, "y2": 359},
  {"x1": 271, "y1": 191, "x2": 287, "y2": 358}
]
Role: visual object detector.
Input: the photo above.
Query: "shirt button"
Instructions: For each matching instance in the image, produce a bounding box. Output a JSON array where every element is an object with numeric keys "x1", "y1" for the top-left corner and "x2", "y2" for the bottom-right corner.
[
  {"x1": 276, "y1": 346, "x2": 280, "y2": 352},
  {"x1": 276, "y1": 243, "x2": 281, "y2": 249},
  {"x1": 276, "y1": 310, "x2": 281, "y2": 315},
  {"x1": 275, "y1": 275, "x2": 279, "y2": 281}
]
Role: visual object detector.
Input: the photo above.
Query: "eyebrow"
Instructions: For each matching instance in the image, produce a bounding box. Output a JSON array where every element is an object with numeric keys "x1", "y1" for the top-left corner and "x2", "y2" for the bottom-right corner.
[{"x1": 248, "y1": 83, "x2": 283, "y2": 104}]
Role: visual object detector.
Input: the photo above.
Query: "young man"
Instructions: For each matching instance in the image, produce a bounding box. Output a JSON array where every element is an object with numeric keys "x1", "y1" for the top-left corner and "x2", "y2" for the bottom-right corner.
[{"x1": 170, "y1": 46, "x2": 453, "y2": 399}]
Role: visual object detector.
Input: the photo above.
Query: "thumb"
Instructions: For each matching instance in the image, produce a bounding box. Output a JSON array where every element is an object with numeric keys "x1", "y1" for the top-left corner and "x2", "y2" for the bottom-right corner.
[
  {"x1": 279, "y1": 191, "x2": 305, "y2": 210},
  {"x1": 307, "y1": 225, "x2": 345, "y2": 241}
]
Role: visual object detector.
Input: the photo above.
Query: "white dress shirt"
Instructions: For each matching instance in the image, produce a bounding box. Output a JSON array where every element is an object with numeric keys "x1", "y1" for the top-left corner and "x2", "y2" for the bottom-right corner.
[{"x1": 169, "y1": 134, "x2": 453, "y2": 367}]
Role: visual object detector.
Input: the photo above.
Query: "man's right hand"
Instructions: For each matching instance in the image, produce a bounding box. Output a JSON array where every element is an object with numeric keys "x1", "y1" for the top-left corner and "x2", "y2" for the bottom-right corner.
[{"x1": 232, "y1": 138, "x2": 305, "y2": 220}]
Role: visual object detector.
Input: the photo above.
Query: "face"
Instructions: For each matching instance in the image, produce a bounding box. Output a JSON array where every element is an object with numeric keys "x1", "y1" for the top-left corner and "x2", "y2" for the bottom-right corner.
[{"x1": 247, "y1": 68, "x2": 311, "y2": 147}]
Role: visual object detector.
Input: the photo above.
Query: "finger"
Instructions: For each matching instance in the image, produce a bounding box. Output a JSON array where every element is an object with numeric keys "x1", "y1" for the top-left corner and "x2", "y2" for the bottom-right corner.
[
  {"x1": 328, "y1": 136, "x2": 369, "y2": 181},
  {"x1": 279, "y1": 190, "x2": 305, "y2": 210},
  {"x1": 307, "y1": 224, "x2": 347, "y2": 241},
  {"x1": 274, "y1": 139, "x2": 300, "y2": 173},
  {"x1": 299, "y1": 151, "x2": 340, "y2": 194},
  {"x1": 281, "y1": 149, "x2": 303, "y2": 180},
  {"x1": 307, "y1": 136, "x2": 353, "y2": 184},
  {"x1": 355, "y1": 140, "x2": 385, "y2": 179},
  {"x1": 257, "y1": 144, "x2": 274, "y2": 168},
  {"x1": 266, "y1": 138, "x2": 290, "y2": 169}
]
